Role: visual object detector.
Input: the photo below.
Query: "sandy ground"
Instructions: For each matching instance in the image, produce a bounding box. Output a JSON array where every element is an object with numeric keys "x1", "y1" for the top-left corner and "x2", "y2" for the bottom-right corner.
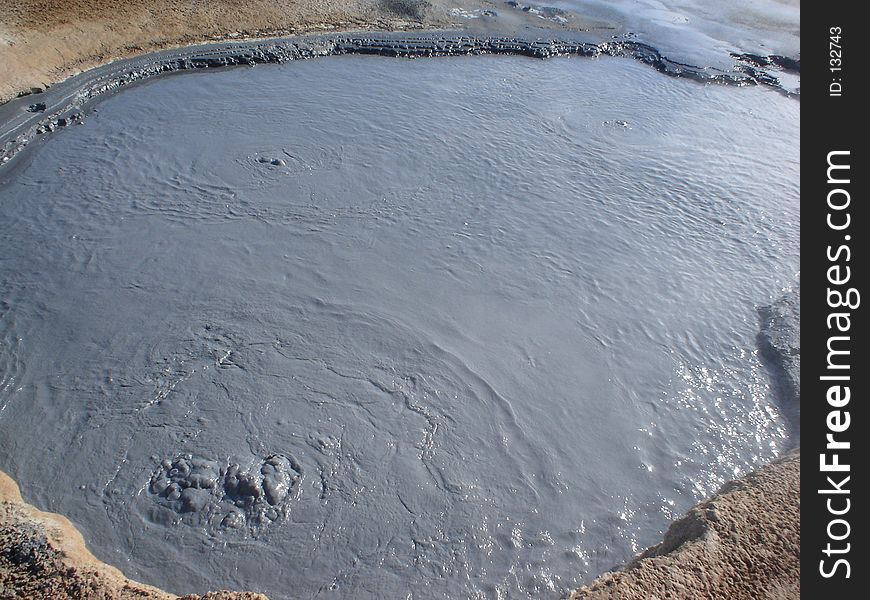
[
  {"x1": 572, "y1": 449, "x2": 800, "y2": 600},
  {"x1": 0, "y1": 0, "x2": 614, "y2": 103},
  {"x1": 0, "y1": 0, "x2": 435, "y2": 102}
]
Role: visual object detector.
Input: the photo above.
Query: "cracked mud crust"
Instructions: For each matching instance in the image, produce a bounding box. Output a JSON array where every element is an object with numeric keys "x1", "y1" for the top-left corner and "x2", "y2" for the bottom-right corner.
[
  {"x1": 571, "y1": 448, "x2": 800, "y2": 600},
  {"x1": 0, "y1": 469, "x2": 268, "y2": 600}
]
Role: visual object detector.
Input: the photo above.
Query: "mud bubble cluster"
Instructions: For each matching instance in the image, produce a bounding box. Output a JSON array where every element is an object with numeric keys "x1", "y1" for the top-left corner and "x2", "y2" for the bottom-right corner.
[{"x1": 148, "y1": 453, "x2": 303, "y2": 532}]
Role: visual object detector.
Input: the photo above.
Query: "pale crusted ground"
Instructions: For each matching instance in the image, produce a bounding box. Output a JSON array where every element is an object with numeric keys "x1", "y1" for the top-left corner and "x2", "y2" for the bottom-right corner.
[
  {"x1": 0, "y1": 0, "x2": 445, "y2": 102},
  {"x1": 0, "y1": 0, "x2": 613, "y2": 103},
  {"x1": 571, "y1": 449, "x2": 800, "y2": 600},
  {"x1": 0, "y1": 469, "x2": 268, "y2": 600}
]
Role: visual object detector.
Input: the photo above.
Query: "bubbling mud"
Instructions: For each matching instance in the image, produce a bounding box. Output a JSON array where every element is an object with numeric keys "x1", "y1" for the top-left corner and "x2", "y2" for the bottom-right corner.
[
  {"x1": 148, "y1": 453, "x2": 303, "y2": 532},
  {"x1": 0, "y1": 54, "x2": 798, "y2": 599}
]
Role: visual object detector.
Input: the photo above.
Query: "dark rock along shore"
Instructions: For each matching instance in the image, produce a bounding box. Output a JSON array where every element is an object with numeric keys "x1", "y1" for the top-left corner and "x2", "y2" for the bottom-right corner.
[{"x1": 1, "y1": 31, "x2": 797, "y2": 174}]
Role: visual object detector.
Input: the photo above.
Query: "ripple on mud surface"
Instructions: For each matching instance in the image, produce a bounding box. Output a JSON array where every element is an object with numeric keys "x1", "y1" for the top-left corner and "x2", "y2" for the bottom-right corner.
[{"x1": 0, "y1": 55, "x2": 798, "y2": 598}]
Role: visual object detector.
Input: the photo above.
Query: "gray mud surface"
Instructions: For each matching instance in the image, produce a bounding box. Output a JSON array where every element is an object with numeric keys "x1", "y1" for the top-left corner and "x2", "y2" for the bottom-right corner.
[{"x1": 0, "y1": 50, "x2": 799, "y2": 598}]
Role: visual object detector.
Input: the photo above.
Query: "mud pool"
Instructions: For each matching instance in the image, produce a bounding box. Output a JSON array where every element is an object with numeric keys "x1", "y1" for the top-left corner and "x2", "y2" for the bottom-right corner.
[{"x1": 0, "y1": 54, "x2": 798, "y2": 598}]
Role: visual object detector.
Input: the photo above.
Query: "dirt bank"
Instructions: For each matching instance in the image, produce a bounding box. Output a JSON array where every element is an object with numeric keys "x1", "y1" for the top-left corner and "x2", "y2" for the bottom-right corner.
[
  {"x1": 0, "y1": 0, "x2": 616, "y2": 103},
  {"x1": 571, "y1": 448, "x2": 800, "y2": 600},
  {"x1": 0, "y1": 0, "x2": 424, "y2": 102},
  {"x1": 0, "y1": 469, "x2": 268, "y2": 599}
]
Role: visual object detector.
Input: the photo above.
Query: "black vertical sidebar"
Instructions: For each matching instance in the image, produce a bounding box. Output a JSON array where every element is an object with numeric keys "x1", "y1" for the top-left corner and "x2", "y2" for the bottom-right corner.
[{"x1": 803, "y1": 1, "x2": 866, "y2": 597}]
